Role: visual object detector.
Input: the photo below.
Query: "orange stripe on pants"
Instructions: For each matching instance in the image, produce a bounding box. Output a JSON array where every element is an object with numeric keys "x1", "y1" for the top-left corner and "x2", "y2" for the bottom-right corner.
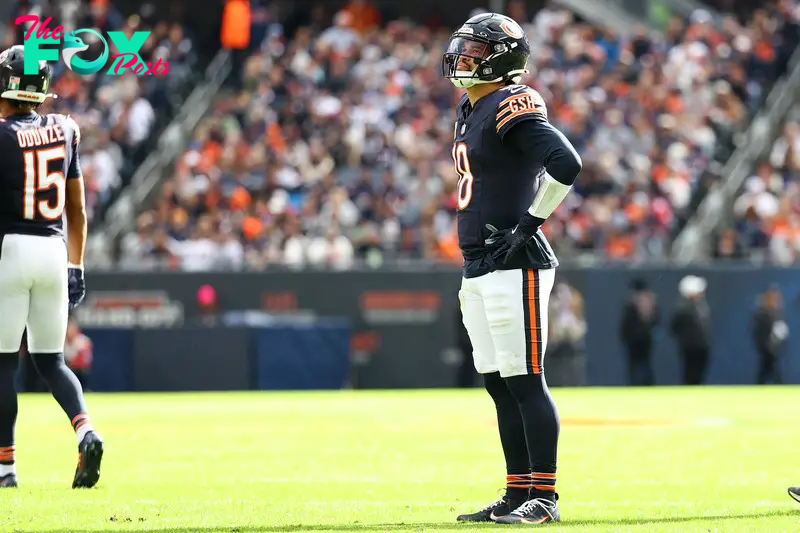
[{"x1": 526, "y1": 270, "x2": 540, "y2": 374}]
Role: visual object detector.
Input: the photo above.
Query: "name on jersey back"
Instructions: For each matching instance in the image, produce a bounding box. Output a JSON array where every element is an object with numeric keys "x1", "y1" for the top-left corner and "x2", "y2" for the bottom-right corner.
[{"x1": 16, "y1": 124, "x2": 65, "y2": 148}]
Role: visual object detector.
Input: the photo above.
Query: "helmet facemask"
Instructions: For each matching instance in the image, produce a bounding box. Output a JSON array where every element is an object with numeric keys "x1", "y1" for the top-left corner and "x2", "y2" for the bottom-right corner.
[
  {"x1": 442, "y1": 37, "x2": 498, "y2": 89},
  {"x1": 442, "y1": 36, "x2": 526, "y2": 89}
]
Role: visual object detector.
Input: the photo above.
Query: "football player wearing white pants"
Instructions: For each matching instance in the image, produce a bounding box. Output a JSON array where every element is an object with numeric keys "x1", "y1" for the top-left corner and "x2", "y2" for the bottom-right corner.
[
  {"x1": 460, "y1": 268, "x2": 556, "y2": 378},
  {"x1": 443, "y1": 13, "x2": 582, "y2": 525},
  {"x1": 0, "y1": 45, "x2": 103, "y2": 489}
]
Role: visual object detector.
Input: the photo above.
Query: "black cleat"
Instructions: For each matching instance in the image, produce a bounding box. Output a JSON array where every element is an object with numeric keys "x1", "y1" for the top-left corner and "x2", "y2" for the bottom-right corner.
[
  {"x1": 789, "y1": 486, "x2": 800, "y2": 503},
  {"x1": 72, "y1": 431, "x2": 103, "y2": 488},
  {"x1": 456, "y1": 495, "x2": 522, "y2": 522},
  {"x1": 495, "y1": 497, "x2": 560, "y2": 525},
  {"x1": 0, "y1": 473, "x2": 17, "y2": 488}
]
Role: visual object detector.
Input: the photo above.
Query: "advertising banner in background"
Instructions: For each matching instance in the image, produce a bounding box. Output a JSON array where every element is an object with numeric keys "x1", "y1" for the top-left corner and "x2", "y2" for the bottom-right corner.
[{"x1": 78, "y1": 267, "x2": 800, "y2": 390}]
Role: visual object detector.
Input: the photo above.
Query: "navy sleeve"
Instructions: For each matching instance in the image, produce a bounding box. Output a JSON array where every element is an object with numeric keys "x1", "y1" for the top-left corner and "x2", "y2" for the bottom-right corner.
[
  {"x1": 64, "y1": 116, "x2": 82, "y2": 180},
  {"x1": 502, "y1": 119, "x2": 582, "y2": 186}
]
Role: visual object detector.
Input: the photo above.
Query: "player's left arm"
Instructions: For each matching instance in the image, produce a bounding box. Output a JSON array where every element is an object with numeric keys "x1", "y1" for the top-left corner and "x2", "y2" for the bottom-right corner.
[
  {"x1": 497, "y1": 89, "x2": 582, "y2": 231},
  {"x1": 64, "y1": 116, "x2": 86, "y2": 268},
  {"x1": 505, "y1": 119, "x2": 581, "y2": 229},
  {"x1": 64, "y1": 116, "x2": 87, "y2": 309},
  {"x1": 486, "y1": 91, "x2": 582, "y2": 260}
]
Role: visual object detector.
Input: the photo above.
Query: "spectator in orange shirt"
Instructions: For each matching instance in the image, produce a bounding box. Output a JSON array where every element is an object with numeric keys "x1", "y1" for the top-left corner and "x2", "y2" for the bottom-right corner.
[{"x1": 342, "y1": 0, "x2": 381, "y2": 34}]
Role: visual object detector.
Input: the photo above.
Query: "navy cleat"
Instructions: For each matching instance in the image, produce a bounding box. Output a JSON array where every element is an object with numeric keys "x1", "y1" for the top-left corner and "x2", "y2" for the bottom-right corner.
[
  {"x1": 456, "y1": 495, "x2": 523, "y2": 522},
  {"x1": 72, "y1": 431, "x2": 103, "y2": 488},
  {"x1": 789, "y1": 486, "x2": 800, "y2": 503},
  {"x1": 0, "y1": 473, "x2": 18, "y2": 488},
  {"x1": 495, "y1": 497, "x2": 560, "y2": 525}
]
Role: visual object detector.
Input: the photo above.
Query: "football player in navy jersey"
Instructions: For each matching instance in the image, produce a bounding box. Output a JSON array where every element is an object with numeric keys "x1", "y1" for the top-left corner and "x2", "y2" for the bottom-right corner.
[
  {"x1": 442, "y1": 13, "x2": 582, "y2": 525},
  {"x1": 0, "y1": 45, "x2": 103, "y2": 489}
]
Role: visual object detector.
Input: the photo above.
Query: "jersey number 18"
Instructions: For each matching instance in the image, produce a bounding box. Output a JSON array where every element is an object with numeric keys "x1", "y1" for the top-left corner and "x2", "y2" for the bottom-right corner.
[
  {"x1": 23, "y1": 146, "x2": 67, "y2": 220},
  {"x1": 452, "y1": 142, "x2": 473, "y2": 210}
]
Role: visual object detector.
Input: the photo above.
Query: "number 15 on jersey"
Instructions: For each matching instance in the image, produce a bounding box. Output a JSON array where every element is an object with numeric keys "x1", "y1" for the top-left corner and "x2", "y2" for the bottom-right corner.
[{"x1": 23, "y1": 146, "x2": 67, "y2": 220}]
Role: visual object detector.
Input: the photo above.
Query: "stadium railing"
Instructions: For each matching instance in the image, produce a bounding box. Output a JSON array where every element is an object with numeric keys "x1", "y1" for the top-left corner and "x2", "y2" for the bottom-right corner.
[
  {"x1": 604, "y1": 0, "x2": 723, "y2": 28},
  {"x1": 671, "y1": 45, "x2": 800, "y2": 263},
  {"x1": 90, "y1": 49, "x2": 232, "y2": 264},
  {"x1": 551, "y1": 0, "x2": 662, "y2": 38}
]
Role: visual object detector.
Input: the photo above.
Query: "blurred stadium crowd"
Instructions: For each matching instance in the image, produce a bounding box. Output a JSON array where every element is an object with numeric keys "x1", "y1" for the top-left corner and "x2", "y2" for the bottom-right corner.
[
  {"x1": 116, "y1": 0, "x2": 800, "y2": 271},
  {"x1": 13, "y1": 0, "x2": 799, "y2": 270},
  {"x1": 7, "y1": 0, "x2": 198, "y2": 226},
  {"x1": 717, "y1": 102, "x2": 800, "y2": 264}
]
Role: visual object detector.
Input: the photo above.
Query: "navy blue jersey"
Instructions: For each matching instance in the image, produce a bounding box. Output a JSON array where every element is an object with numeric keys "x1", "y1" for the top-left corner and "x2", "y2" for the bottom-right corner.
[
  {"x1": 452, "y1": 84, "x2": 559, "y2": 278},
  {"x1": 0, "y1": 112, "x2": 81, "y2": 238}
]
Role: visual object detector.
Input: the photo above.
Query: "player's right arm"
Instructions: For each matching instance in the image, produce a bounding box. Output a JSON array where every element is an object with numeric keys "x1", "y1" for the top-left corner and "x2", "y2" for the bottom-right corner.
[{"x1": 64, "y1": 116, "x2": 86, "y2": 269}]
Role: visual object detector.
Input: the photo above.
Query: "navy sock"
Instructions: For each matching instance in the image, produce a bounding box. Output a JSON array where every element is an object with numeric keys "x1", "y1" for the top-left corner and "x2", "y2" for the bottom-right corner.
[
  {"x1": 504, "y1": 373, "x2": 559, "y2": 502},
  {"x1": 0, "y1": 354, "x2": 19, "y2": 470},
  {"x1": 483, "y1": 372, "x2": 530, "y2": 503}
]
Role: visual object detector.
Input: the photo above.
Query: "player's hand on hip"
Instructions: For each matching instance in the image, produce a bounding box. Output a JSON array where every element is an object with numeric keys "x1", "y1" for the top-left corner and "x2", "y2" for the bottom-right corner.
[
  {"x1": 68, "y1": 267, "x2": 86, "y2": 310},
  {"x1": 484, "y1": 215, "x2": 543, "y2": 264},
  {"x1": 484, "y1": 223, "x2": 527, "y2": 264},
  {"x1": 484, "y1": 224, "x2": 513, "y2": 260}
]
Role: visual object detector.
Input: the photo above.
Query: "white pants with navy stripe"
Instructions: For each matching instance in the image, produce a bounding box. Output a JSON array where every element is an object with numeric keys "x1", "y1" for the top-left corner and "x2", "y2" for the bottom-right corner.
[
  {"x1": 459, "y1": 268, "x2": 556, "y2": 377},
  {"x1": 0, "y1": 234, "x2": 68, "y2": 353}
]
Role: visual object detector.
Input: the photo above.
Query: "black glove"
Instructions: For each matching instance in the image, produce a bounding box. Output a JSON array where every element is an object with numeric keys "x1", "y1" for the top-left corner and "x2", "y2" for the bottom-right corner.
[
  {"x1": 68, "y1": 266, "x2": 86, "y2": 311},
  {"x1": 484, "y1": 213, "x2": 545, "y2": 265}
]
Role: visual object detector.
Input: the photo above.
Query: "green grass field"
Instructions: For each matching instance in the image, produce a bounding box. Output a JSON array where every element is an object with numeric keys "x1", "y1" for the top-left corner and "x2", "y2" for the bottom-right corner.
[{"x1": 1, "y1": 387, "x2": 798, "y2": 532}]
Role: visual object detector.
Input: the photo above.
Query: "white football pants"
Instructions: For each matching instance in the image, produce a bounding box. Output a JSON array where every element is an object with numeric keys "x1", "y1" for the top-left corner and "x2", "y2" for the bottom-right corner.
[
  {"x1": 0, "y1": 234, "x2": 68, "y2": 353},
  {"x1": 459, "y1": 268, "x2": 556, "y2": 377}
]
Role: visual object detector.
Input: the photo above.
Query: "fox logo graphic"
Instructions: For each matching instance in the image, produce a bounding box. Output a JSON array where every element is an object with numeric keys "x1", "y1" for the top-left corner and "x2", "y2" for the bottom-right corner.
[
  {"x1": 16, "y1": 15, "x2": 170, "y2": 76},
  {"x1": 61, "y1": 30, "x2": 109, "y2": 76}
]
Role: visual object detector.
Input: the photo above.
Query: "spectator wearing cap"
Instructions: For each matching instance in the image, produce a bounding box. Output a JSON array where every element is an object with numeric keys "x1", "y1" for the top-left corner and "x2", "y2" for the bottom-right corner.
[
  {"x1": 670, "y1": 275, "x2": 711, "y2": 385},
  {"x1": 752, "y1": 284, "x2": 788, "y2": 384},
  {"x1": 620, "y1": 278, "x2": 660, "y2": 386}
]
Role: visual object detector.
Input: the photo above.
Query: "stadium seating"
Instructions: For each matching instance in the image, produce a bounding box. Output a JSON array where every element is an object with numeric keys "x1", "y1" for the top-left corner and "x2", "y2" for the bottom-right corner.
[
  {"x1": 716, "y1": 103, "x2": 800, "y2": 264},
  {"x1": 114, "y1": 2, "x2": 799, "y2": 270}
]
